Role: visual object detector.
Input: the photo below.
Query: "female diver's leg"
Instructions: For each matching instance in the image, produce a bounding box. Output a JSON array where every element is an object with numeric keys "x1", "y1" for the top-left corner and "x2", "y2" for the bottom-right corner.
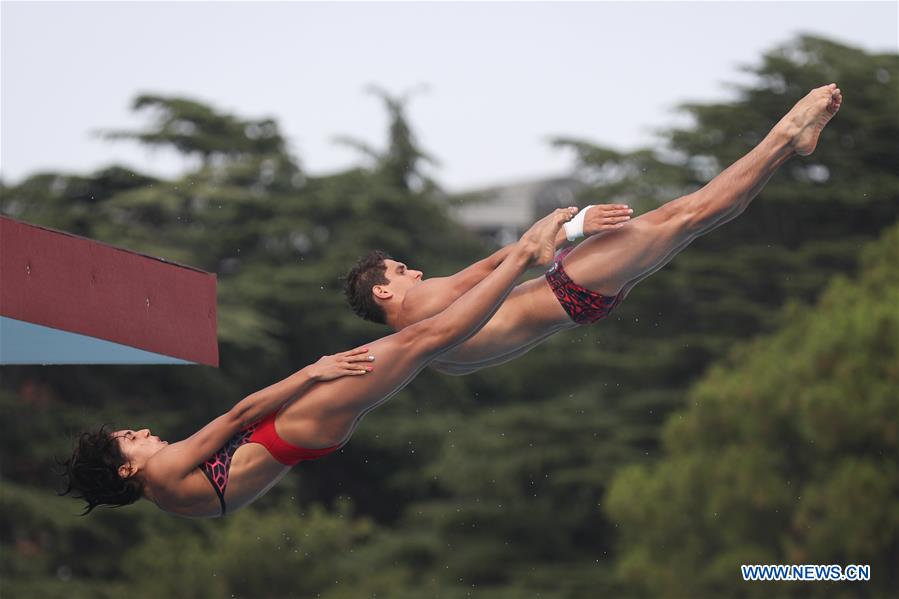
[
  {"x1": 561, "y1": 84, "x2": 842, "y2": 298},
  {"x1": 277, "y1": 209, "x2": 575, "y2": 446}
]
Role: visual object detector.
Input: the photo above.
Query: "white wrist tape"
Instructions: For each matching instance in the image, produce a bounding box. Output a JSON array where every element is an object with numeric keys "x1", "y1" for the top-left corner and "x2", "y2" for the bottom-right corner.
[{"x1": 563, "y1": 205, "x2": 594, "y2": 242}]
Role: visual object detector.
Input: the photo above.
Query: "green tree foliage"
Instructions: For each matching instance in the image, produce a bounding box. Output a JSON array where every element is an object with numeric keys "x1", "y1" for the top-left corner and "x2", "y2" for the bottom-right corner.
[
  {"x1": 397, "y1": 37, "x2": 897, "y2": 594},
  {"x1": 334, "y1": 84, "x2": 437, "y2": 192},
  {"x1": 606, "y1": 223, "x2": 899, "y2": 597},
  {"x1": 103, "y1": 95, "x2": 291, "y2": 164},
  {"x1": 121, "y1": 498, "x2": 387, "y2": 598},
  {"x1": 1, "y1": 35, "x2": 895, "y2": 597}
]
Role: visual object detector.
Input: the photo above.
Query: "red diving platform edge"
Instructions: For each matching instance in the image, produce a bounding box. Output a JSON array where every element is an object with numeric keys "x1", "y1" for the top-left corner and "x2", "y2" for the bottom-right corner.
[{"x1": 1, "y1": 216, "x2": 218, "y2": 366}]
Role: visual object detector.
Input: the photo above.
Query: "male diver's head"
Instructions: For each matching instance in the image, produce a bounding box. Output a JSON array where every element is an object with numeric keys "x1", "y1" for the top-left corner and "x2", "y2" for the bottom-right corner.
[{"x1": 343, "y1": 250, "x2": 423, "y2": 324}]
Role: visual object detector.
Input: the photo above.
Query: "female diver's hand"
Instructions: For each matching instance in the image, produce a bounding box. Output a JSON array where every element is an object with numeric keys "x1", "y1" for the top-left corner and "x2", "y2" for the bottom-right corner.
[{"x1": 308, "y1": 347, "x2": 375, "y2": 381}]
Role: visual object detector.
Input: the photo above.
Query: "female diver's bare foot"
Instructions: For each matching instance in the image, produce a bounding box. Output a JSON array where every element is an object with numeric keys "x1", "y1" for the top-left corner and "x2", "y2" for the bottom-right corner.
[
  {"x1": 520, "y1": 207, "x2": 578, "y2": 267},
  {"x1": 777, "y1": 83, "x2": 843, "y2": 156}
]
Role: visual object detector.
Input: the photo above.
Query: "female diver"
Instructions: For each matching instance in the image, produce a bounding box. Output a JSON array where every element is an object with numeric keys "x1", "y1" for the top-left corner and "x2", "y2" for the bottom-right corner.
[{"x1": 61, "y1": 207, "x2": 577, "y2": 518}]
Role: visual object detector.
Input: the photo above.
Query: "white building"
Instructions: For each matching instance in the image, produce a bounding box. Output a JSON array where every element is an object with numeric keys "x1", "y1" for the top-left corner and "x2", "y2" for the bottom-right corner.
[{"x1": 448, "y1": 176, "x2": 586, "y2": 246}]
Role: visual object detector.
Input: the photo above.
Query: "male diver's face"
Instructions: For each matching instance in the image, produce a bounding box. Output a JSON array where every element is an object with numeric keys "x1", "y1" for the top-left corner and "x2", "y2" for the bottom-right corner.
[{"x1": 381, "y1": 259, "x2": 423, "y2": 300}]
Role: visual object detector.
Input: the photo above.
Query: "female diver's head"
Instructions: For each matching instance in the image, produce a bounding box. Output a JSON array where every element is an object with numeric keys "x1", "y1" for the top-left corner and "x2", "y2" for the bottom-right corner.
[{"x1": 60, "y1": 426, "x2": 165, "y2": 514}]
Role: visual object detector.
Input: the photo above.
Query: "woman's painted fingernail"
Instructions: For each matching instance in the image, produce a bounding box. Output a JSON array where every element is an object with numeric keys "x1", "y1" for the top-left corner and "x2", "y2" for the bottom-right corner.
[
  {"x1": 368, "y1": 355, "x2": 375, "y2": 361},
  {"x1": 366, "y1": 366, "x2": 374, "y2": 372}
]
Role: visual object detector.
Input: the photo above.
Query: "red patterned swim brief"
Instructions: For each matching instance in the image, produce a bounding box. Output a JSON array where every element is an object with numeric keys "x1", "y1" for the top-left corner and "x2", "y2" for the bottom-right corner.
[{"x1": 545, "y1": 247, "x2": 623, "y2": 325}]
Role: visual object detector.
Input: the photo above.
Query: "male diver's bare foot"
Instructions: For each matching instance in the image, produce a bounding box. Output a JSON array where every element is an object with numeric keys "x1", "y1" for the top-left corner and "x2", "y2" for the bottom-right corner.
[
  {"x1": 777, "y1": 83, "x2": 842, "y2": 156},
  {"x1": 520, "y1": 207, "x2": 578, "y2": 267}
]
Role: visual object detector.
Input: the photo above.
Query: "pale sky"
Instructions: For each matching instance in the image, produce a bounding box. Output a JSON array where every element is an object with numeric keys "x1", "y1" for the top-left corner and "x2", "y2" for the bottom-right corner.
[{"x1": 2, "y1": 1, "x2": 896, "y2": 192}]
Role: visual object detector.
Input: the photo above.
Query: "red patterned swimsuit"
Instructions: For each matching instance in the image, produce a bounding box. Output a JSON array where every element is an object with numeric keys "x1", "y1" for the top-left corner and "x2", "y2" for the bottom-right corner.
[
  {"x1": 545, "y1": 247, "x2": 624, "y2": 324},
  {"x1": 200, "y1": 411, "x2": 340, "y2": 516}
]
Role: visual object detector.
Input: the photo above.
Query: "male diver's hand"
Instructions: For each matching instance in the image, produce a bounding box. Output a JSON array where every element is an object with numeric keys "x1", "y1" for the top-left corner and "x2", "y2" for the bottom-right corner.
[
  {"x1": 308, "y1": 347, "x2": 375, "y2": 381},
  {"x1": 582, "y1": 204, "x2": 633, "y2": 236}
]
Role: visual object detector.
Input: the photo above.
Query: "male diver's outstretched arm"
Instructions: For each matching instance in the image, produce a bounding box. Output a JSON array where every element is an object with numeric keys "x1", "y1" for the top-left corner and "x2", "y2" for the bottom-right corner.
[
  {"x1": 398, "y1": 204, "x2": 631, "y2": 327},
  {"x1": 406, "y1": 208, "x2": 579, "y2": 357},
  {"x1": 396, "y1": 244, "x2": 518, "y2": 327}
]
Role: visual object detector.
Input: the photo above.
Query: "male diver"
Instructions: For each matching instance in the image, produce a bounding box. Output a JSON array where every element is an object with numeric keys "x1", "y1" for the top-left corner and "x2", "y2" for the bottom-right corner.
[{"x1": 344, "y1": 84, "x2": 843, "y2": 374}]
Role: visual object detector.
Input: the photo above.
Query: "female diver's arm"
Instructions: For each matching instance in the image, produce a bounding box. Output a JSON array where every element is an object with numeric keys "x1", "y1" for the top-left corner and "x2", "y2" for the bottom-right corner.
[{"x1": 157, "y1": 348, "x2": 374, "y2": 478}]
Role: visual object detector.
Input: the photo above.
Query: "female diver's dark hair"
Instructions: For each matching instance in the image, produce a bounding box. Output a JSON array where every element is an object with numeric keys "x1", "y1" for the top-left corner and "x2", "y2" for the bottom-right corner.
[{"x1": 58, "y1": 426, "x2": 143, "y2": 515}]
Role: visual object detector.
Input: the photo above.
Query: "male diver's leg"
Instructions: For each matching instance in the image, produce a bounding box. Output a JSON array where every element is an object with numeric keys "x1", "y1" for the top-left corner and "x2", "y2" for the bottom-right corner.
[{"x1": 561, "y1": 84, "x2": 842, "y2": 298}]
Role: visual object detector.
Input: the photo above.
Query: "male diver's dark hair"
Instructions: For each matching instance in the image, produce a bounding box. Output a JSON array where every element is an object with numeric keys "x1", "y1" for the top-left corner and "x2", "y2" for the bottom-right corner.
[
  {"x1": 58, "y1": 426, "x2": 143, "y2": 515},
  {"x1": 343, "y1": 250, "x2": 393, "y2": 324}
]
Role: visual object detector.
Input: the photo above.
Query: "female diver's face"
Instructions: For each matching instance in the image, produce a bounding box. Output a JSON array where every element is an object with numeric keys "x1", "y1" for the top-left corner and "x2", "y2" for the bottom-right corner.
[{"x1": 114, "y1": 429, "x2": 168, "y2": 475}]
